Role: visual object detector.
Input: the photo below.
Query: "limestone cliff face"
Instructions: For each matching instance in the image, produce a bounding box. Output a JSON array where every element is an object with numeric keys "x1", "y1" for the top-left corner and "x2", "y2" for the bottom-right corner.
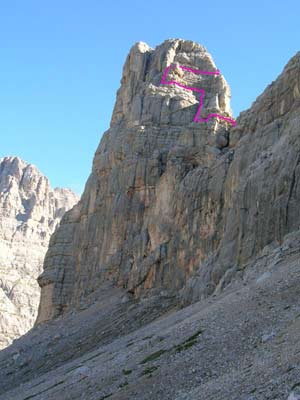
[
  {"x1": 0, "y1": 156, "x2": 78, "y2": 348},
  {"x1": 2, "y1": 42, "x2": 300, "y2": 400},
  {"x1": 37, "y1": 39, "x2": 234, "y2": 322},
  {"x1": 37, "y1": 40, "x2": 300, "y2": 323},
  {"x1": 183, "y1": 51, "x2": 300, "y2": 302}
]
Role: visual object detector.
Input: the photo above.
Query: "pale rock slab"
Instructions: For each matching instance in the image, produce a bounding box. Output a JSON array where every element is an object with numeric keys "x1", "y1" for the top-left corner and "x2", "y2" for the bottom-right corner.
[{"x1": 0, "y1": 156, "x2": 78, "y2": 348}]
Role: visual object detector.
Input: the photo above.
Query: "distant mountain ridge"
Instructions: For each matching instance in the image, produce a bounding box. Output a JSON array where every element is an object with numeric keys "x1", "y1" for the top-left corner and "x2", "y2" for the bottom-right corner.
[
  {"x1": 1, "y1": 41, "x2": 300, "y2": 399},
  {"x1": 0, "y1": 156, "x2": 78, "y2": 349}
]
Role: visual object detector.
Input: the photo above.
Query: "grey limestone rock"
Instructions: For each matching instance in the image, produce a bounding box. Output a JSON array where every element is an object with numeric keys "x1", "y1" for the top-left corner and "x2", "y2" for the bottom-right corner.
[
  {"x1": 0, "y1": 156, "x2": 78, "y2": 349},
  {"x1": 1, "y1": 40, "x2": 300, "y2": 400},
  {"x1": 37, "y1": 38, "x2": 234, "y2": 323},
  {"x1": 37, "y1": 43, "x2": 300, "y2": 324}
]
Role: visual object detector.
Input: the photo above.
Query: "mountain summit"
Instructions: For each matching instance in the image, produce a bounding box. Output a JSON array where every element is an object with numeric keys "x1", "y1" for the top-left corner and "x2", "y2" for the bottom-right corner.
[
  {"x1": 1, "y1": 41, "x2": 300, "y2": 400},
  {"x1": 37, "y1": 39, "x2": 235, "y2": 323}
]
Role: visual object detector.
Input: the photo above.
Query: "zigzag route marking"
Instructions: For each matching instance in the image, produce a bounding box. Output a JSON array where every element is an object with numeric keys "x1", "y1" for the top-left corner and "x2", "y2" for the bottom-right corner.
[{"x1": 161, "y1": 64, "x2": 236, "y2": 127}]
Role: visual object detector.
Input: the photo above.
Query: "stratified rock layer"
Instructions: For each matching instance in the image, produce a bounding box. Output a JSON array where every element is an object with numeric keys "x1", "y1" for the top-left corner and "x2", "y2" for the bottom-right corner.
[
  {"x1": 183, "y1": 51, "x2": 300, "y2": 302},
  {"x1": 1, "y1": 41, "x2": 300, "y2": 400},
  {"x1": 37, "y1": 39, "x2": 234, "y2": 322},
  {"x1": 37, "y1": 41, "x2": 300, "y2": 325},
  {"x1": 0, "y1": 157, "x2": 78, "y2": 348}
]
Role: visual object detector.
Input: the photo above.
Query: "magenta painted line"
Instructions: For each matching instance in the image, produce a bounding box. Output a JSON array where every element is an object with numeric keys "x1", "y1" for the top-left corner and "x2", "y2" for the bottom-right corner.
[
  {"x1": 160, "y1": 64, "x2": 236, "y2": 126},
  {"x1": 161, "y1": 65, "x2": 171, "y2": 83},
  {"x1": 180, "y1": 65, "x2": 221, "y2": 75}
]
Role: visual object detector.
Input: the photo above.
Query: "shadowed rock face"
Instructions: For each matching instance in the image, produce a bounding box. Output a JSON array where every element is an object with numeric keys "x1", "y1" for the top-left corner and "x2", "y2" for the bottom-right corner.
[
  {"x1": 183, "y1": 52, "x2": 300, "y2": 302},
  {"x1": 37, "y1": 41, "x2": 300, "y2": 326},
  {"x1": 0, "y1": 156, "x2": 78, "y2": 348}
]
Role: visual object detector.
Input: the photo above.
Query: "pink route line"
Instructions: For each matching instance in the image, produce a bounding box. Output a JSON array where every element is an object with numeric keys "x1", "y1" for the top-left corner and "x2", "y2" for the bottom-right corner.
[{"x1": 161, "y1": 65, "x2": 236, "y2": 126}]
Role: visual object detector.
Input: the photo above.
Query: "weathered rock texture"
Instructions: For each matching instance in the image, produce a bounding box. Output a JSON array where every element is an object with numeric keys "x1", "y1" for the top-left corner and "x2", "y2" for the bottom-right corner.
[
  {"x1": 1, "y1": 40, "x2": 300, "y2": 400},
  {"x1": 37, "y1": 39, "x2": 234, "y2": 322},
  {"x1": 1, "y1": 229, "x2": 300, "y2": 400},
  {"x1": 0, "y1": 156, "x2": 78, "y2": 349},
  {"x1": 183, "y1": 50, "x2": 300, "y2": 302},
  {"x1": 38, "y1": 41, "x2": 300, "y2": 325}
]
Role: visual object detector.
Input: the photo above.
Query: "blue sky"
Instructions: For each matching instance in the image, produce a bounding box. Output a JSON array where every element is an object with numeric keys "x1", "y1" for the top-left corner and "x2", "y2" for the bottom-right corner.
[{"x1": 1, "y1": 0, "x2": 299, "y2": 195}]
